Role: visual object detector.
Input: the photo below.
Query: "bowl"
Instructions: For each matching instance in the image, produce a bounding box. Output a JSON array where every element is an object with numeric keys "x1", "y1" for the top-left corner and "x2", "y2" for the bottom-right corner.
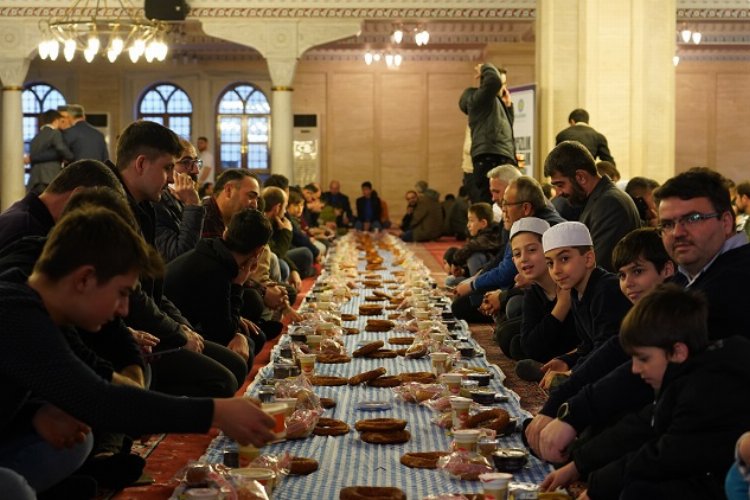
[
  {"x1": 491, "y1": 448, "x2": 529, "y2": 472},
  {"x1": 459, "y1": 344, "x2": 475, "y2": 358},
  {"x1": 469, "y1": 390, "x2": 496, "y2": 405},
  {"x1": 468, "y1": 372, "x2": 491, "y2": 386}
]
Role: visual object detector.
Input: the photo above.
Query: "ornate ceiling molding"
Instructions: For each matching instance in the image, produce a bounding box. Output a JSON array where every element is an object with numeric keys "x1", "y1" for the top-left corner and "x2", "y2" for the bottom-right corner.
[
  {"x1": 678, "y1": 8, "x2": 750, "y2": 19},
  {"x1": 189, "y1": 7, "x2": 534, "y2": 20}
]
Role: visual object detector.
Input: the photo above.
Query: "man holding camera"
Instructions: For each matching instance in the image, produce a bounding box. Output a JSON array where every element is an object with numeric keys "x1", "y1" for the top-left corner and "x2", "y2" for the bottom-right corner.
[{"x1": 459, "y1": 62, "x2": 517, "y2": 204}]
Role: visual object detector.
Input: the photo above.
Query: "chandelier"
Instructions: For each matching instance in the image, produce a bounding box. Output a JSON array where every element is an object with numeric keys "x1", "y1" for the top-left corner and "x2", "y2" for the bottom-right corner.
[{"x1": 37, "y1": 0, "x2": 169, "y2": 64}]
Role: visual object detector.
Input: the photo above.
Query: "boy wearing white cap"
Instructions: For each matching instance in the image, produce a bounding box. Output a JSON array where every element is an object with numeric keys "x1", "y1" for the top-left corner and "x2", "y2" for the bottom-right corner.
[{"x1": 540, "y1": 222, "x2": 632, "y2": 389}]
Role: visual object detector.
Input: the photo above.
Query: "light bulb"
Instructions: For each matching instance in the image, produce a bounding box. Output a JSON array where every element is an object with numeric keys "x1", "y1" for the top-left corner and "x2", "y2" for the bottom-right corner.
[
  {"x1": 145, "y1": 40, "x2": 157, "y2": 62},
  {"x1": 48, "y1": 40, "x2": 59, "y2": 61},
  {"x1": 420, "y1": 30, "x2": 430, "y2": 46},
  {"x1": 128, "y1": 46, "x2": 140, "y2": 63},
  {"x1": 385, "y1": 54, "x2": 394, "y2": 67},
  {"x1": 673, "y1": 55, "x2": 680, "y2": 66},
  {"x1": 110, "y1": 36, "x2": 124, "y2": 55},
  {"x1": 38, "y1": 40, "x2": 49, "y2": 60},
  {"x1": 107, "y1": 49, "x2": 118, "y2": 63},
  {"x1": 692, "y1": 31, "x2": 702, "y2": 44},
  {"x1": 680, "y1": 29, "x2": 692, "y2": 43},
  {"x1": 63, "y1": 39, "x2": 76, "y2": 62},
  {"x1": 392, "y1": 29, "x2": 403, "y2": 44},
  {"x1": 83, "y1": 47, "x2": 96, "y2": 63},
  {"x1": 373, "y1": 53, "x2": 381, "y2": 62},
  {"x1": 87, "y1": 35, "x2": 100, "y2": 53},
  {"x1": 364, "y1": 52, "x2": 373, "y2": 65},
  {"x1": 394, "y1": 54, "x2": 402, "y2": 66},
  {"x1": 156, "y1": 40, "x2": 168, "y2": 61},
  {"x1": 133, "y1": 39, "x2": 146, "y2": 57}
]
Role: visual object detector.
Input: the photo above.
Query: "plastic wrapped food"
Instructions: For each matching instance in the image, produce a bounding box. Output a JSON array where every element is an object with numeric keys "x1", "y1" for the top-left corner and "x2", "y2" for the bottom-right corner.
[{"x1": 437, "y1": 451, "x2": 494, "y2": 481}]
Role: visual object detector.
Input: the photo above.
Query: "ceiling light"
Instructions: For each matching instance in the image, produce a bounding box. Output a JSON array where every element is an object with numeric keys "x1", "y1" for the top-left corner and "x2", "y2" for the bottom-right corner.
[
  {"x1": 680, "y1": 29, "x2": 692, "y2": 43},
  {"x1": 38, "y1": 0, "x2": 168, "y2": 64},
  {"x1": 691, "y1": 31, "x2": 702, "y2": 44},
  {"x1": 392, "y1": 29, "x2": 403, "y2": 44}
]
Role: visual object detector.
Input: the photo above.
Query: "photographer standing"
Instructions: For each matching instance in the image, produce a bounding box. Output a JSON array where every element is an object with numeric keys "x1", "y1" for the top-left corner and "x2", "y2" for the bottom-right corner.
[{"x1": 459, "y1": 62, "x2": 517, "y2": 204}]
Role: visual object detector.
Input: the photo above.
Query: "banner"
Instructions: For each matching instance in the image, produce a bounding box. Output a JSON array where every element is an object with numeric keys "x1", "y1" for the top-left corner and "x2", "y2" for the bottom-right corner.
[{"x1": 509, "y1": 84, "x2": 536, "y2": 176}]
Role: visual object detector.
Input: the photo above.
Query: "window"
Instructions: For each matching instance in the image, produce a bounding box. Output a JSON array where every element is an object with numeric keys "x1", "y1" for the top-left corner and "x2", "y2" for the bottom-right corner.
[
  {"x1": 137, "y1": 83, "x2": 192, "y2": 139},
  {"x1": 216, "y1": 83, "x2": 270, "y2": 171},
  {"x1": 22, "y1": 83, "x2": 67, "y2": 172}
]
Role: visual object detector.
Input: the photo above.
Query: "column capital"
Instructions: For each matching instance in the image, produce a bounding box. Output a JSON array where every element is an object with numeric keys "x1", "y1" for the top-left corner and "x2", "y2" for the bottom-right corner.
[{"x1": 0, "y1": 19, "x2": 39, "y2": 86}]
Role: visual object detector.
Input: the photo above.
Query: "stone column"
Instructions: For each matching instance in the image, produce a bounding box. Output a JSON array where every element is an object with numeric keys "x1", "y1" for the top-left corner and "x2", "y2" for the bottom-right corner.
[
  {"x1": 536, "y1": 0, "x2": 676, "y2": 182},
  {"x1": 0, "y1": 21, "x2": 37, "y2": 209},
  {"x1": 199, "y1": 19, "x2": 361, "y2": 183}
]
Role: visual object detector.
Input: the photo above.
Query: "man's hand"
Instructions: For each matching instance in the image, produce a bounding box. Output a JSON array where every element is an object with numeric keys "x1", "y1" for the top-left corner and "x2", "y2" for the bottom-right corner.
[
  {"x1": 228, "y1": 333, "x2": 250, "y2": 362},
  {"x1": 539, "y1": 419, "x2": 578, "y2": 463},
  {"x1": 480, "y1": 290, "x2": 502, "y2": 316},
  {"x1": 182, "y1": 325, "x2": 205, "y2": 353},
  {"x1": 525, "y1": 413, "x2": 553, "y2": 457},
  {"x1": 172, "y1": 171, "x2": 200, "y2": 206},
  {"x1": 240, "y1": 317, "x2": 263, "y2": 338},
  {"x1": 284, "y1": 305, "x2": 303, "y2": 323},
  {"x1": 577, "y1": 491, "x2": 590, "y2": 500},
  {"x1": 500, "y1": 86, "x2": 512, "y2": 108},
  {"x1": 541, "y1": 358, "x2": 569, "y2": 375},
  {"x1": 474, "y1": 63, "x2": 483, "y2": 80},
  {"x1": 540, "y1": 369, "x2": 571, "y2": 391},
  {"x1": 514, "y1": 272, "x2": 532, "y2": 289},
  {"x1": 455, "y1": 280, "x2": 472, "y2": 297},
  {"x1": 289, "y1": 270, "x2": 302, "y2": 292},
  {"x1": 263, "y1": 284, "x2": 286, "y2": 309},
  {"x1": 128, "y1": 327, "x2": 159, "y2": 354},
  {"x1": 277, "y1": 215, "x2": 293, "y2": 232},
  {"x1": 212, "y1": 398, "x2": 276, "y2": 447},
  {"x1": 541, "y1": 461, "x2": 580, "y2": 492},
  {"x1": 32, "y1": 404, "x2": 91, "y2": 449}
]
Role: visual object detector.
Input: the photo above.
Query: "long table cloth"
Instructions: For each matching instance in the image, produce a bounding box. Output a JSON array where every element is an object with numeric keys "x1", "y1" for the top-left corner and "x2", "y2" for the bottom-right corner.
[{"x1": 202, "y1": 242, "x2": 553, "y2": 499}]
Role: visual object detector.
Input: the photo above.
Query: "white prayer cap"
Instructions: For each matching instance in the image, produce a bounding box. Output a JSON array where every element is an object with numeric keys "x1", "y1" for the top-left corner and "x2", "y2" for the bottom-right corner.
[
  {"x1": 542, "y1": 221, "x2": 593, "y2": 253},
  {"x1": 509, "y1": 217, "x2": 550, "y2": 241}
]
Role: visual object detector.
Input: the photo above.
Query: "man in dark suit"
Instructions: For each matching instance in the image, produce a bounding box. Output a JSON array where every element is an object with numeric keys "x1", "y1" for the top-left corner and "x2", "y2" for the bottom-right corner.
[
  {"x1": 27, "y1": 109, "x2": 74, "y2": 194},
  {"x1": 60, "y1": 104, "x2": 109, "y2": 162},
  {"x1": 555, "y1": 109, "x2": 615, "y2": 164}
]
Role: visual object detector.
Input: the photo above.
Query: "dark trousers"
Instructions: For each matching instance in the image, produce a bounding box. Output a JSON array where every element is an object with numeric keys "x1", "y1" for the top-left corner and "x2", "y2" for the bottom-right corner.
[
  {"x1": 472, "y1": 154, "x2": 516, "y2": 204},
  {"x1": 150, "y1": 341, "x2": 248, "y2": 397},
  {"x1": 451, "y1": 290, "x2": 493, "y2": 324}
]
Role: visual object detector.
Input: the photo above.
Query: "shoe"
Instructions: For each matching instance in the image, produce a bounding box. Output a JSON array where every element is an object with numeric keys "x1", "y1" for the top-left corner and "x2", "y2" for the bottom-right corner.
[{"x1": 515, "y1": 359, "x2": 544, "y2": 382}]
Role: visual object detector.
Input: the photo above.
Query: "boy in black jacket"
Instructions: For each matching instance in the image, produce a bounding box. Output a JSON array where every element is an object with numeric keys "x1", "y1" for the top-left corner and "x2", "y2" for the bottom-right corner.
[
  {"x1": 541, "y1": 285, "x2": 750, "y2": 500},
  {"x1": 445, "y1": 202, "x2": 503, "y2": 287}
]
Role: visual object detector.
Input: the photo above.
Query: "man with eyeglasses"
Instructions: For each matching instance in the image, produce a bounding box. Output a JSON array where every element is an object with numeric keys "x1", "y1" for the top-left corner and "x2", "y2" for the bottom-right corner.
[
  {"x1": 525, "y1": 167, "x2": 750, "y2": 468},
  {"x1": 155, "y1": 137, "x2": 206, "y2": 262},
  {"x1": 544, "y1": 141, "x2": 641, "y2": 271}
]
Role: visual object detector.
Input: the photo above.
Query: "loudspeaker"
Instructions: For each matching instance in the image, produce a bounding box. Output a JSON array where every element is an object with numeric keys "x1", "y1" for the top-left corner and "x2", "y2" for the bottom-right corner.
[{"x1": 145, "y1": 0, "x2": 189, "y2": 21}]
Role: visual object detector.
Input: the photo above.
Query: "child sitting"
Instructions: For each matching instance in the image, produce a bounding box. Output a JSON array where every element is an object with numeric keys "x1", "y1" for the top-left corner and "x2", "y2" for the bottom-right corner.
[
  {"x1": 444, "y1": 202, "x2": 502, "y2": 287},
  {"x1": 541, "y1": 284, "x2": 750, "y2": 500},
  {"x1": 538, "y1": 222, "x2": 632, "y2": 389}
]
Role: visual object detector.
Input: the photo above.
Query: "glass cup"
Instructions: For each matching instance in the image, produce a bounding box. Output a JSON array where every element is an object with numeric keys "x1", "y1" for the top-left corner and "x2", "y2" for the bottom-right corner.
[
  {"x1": 261, "y1": 402, "x2": 287, "y2": 439},
  {"x1": 479, "y1": 472, "x2": 513, "y2": 500},
  {"x1": 298, "y1": 353, "x2": 316, "y2": 378},
  {"x1": 430, "y1": 351, "x2": 449, "y2": 376},
  {"x1": 449, "y1": 396, "x2": 472, "y2": 430}
]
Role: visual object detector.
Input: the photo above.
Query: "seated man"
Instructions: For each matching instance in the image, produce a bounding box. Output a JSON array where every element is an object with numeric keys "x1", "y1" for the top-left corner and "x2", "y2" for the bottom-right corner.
[
  {"x1": 0, "y1": 207, "x2": 277, "y2": 496},
  {"x1": 355, "y1": 181, "x2": 382, "y2": 232},
  {"x1": 263, "y1": 187, "x2": 313, "y2": 286},
  {"x1": 401, "y1": 191, "x2": 444, "y2": 242},
  {"x1": 165, "y1": 209, "x2": 273, "y2": 362},
  {"x1": 541, "y1": 285, "x2": 750, "y2": 500}
]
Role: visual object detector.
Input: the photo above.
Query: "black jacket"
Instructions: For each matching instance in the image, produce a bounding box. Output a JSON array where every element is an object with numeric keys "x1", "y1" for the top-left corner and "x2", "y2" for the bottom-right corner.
[
  {"x1": 356, "y1": 194, "x2": 382, "y2": 224},
  {"x1": 453, "y1": 223, "x2": 503, "y2": 267},
  {"x1": 0, "y1": 193, "x2": 55, "y2": 251},
  {"x1": 154, "y1": 187, "x2": 205, "y2": 263},
  {"x1": 573, "y1": 337, "x2": 750, "y2": 498},
  {"x1": 62, "y1": 120, "x2": 109, "y2": 162},
  {"x1": 164, "y1": 238, "x2": 243, "y2": 346},
  {"x1": 555, "y1": 123, "x2": 614, "y2": 164},
  {"x1": 519, "y1": 283, "x2": 579, "y2": 362}
]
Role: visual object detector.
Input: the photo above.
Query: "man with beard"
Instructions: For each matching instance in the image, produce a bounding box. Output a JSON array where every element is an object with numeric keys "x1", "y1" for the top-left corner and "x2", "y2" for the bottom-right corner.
[
  {"x1": 544, "y1": 141, "x2": 640, "y2": 271},
  {"x1": 400, "y1": 190, "x2": 418, "y2": 233},
  {"x1": 155, "y1": 138, "x2": 205, "y2": 262}
]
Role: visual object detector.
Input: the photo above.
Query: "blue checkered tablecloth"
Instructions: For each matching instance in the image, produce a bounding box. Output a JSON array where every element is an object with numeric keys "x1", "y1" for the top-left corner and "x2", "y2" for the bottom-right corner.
[{"x1": 202, "y1": 241, "x2": 553, "y2": 499}]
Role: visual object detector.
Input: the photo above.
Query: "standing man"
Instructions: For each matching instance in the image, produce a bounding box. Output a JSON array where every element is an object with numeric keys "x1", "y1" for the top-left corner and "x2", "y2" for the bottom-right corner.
[
  {"x1": 544, "y1": 141, "x2": 640, "y2": 271},
  {"x1": 196, "y1": 136, "x2": 215, "y2": 186},
  {"x1": 555, "y1": 109, "x2": 615, "y2": 164},
  {"x1": 27, "y1": 110, "x2": 74, "y2": 194},
  {"x1": 459, "y1": 62, "x2": 516, "y2": 203},
  {"x1": 60, "y1": 104, "x2": 109, "y2": 162}
]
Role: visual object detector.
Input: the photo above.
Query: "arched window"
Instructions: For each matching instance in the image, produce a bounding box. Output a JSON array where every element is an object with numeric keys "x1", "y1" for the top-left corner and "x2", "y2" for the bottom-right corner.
[
  {"x1": 22, "y1": 83, "x2": 67, "y2": 163},
  {"x1": 137, "y1": 83, "x2": 192, "y2": 139},
  {"x1": 216, "y1": 83, "x2": 270, "y2": 171}
]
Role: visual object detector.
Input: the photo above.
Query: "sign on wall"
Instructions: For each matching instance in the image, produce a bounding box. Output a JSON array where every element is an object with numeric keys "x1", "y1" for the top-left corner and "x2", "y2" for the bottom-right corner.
[{"x1": 510, "y1": 84, "x2": 536, "y2": 177}]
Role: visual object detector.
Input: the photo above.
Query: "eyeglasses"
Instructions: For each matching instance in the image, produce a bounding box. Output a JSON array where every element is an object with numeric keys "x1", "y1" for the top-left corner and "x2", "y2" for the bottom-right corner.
[
  {"x1": 657, "y1": 212, "x2": 720, "y2": 234},
  {"x1": 177, "y1": 157, "x2": 203, "y2": 169},
  {"x1": 500, "y1": 199, "x2": 528, "y2": 208}
]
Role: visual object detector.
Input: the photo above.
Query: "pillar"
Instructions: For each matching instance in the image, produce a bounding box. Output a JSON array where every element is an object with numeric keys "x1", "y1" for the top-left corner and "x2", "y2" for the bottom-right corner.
[
  {"x1": 536, "y1": 0, "x2": 676, "y2": 182},
  {"x1": 0, "y1": 20, "x2": 37, "y2": 209},
  {"x1": 199, "y1": 19, "x2": 362, "y2": 183}
]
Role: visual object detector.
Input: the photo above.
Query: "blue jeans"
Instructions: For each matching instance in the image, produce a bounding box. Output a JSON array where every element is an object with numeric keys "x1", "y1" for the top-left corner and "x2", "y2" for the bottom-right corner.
[
  {"x1": 726, "y1": 462, "x2": 750, "y2": 500},
  {"x1": 0, "y1": 432, "x2": 94, "y2": 493},
  {"x1": 466, "y1": 253, "x2": 490, "y2": 276},
  {"x1": 354, "y1": 220, "x2": 382, "y2": 231}
]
